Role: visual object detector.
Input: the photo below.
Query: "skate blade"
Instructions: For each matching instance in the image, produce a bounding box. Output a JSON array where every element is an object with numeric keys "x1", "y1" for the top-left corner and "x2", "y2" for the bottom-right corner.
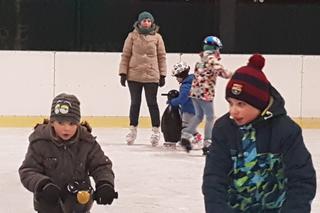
[
  {"x1": 163, "y1": 142, "x2": 177, "y2": 149},
  {"x1": 151, "y1": 141, "x2": 159, "y2": 147},
  {"x1": 191, "y1": 142, "x2": 203, "y2": 150},
  {"x1": 126, "y1": 139, "x2": 135, "y2": 145}
]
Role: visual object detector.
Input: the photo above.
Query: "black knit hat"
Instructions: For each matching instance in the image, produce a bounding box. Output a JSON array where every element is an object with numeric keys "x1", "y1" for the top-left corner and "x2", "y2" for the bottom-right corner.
[
  {"x1": 226, "y1": 54, "x2": 270, "y2": 111},
  {"x1": 50, "y1": 93, "x2": 81, "y2": 123}
]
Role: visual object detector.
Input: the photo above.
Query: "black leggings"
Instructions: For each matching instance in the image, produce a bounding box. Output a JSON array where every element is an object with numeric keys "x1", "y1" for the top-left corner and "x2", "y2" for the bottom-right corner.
[{"x1": 128, "y1": 81, "x2": 160, "y2": 127}]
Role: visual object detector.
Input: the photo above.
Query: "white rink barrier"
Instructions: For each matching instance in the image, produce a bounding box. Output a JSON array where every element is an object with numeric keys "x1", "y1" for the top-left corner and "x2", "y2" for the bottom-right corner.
[{"x1": 0, "y1": 51, "x2": 319, "y2": 120}]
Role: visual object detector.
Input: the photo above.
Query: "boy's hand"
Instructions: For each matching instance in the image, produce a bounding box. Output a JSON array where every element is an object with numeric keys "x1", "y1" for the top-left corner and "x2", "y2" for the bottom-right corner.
[
  {"x1": 94, "y1": 183, "x2": 118, "y2": 205},
  {"x1": 37, "y1": 182, "x2": 61, "y2": 204}
]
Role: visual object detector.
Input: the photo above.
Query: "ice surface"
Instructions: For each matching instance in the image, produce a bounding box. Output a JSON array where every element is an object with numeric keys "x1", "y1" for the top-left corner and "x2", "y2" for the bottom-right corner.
[{"x1": 1, "y1": 128, "x2": 319, "y2": 213}]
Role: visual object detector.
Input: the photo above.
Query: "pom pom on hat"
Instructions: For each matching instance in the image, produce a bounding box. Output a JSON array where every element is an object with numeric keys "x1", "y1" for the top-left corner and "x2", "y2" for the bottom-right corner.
[
  {"x1": 138, "y1": 11, "x2": 154, "y2": 23},
  {"x1": 225, "y1": 54, "x2": 270, "y2": 111},
  {"x1": 248, "y1": 53, "x2": 265, "y2": 70}
]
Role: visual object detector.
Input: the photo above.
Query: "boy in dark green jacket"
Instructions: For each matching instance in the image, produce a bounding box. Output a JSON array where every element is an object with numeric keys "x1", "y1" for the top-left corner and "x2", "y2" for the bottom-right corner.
[
  {"x1": 19, "y1": 93, "x2": 118, "y2": 213},
  {"x1": 202, "y1": 54, "x2": 316, "y2": 212}
]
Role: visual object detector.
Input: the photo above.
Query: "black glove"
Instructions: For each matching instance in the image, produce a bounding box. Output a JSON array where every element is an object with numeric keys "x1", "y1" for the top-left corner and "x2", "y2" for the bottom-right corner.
[
  {"x1": 37, "y1": 182, "x2": 61, "y2": 204},
  {"x1": 94, "y1": 183, "x2": 118, "y2": 205},
  {"x1": 120, "y1": 74, "x2": 127, "y2": 87},
  {"x1": 159, "y1": 75, "x2": 166, "y2": 87}
]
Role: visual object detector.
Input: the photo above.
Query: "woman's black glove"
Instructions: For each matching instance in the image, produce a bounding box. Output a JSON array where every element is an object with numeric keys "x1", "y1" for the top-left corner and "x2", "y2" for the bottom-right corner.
[
  {"x1": 159, "y1": 75, "x2": 166, "y2": 87},
  {"x1": 120, "y1": 74, "x2": 127, "y2": 87},
  {"x1": 37, "y1": 181, "x2": 61, "y2": 204},
  {"x1": 94, "y1": 183, "x2": 118, "y2": 205}
]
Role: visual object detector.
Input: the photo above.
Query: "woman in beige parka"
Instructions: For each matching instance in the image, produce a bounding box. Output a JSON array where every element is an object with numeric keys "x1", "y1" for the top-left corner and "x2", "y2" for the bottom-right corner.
[{"x1": 119, "y1": 11, "x2": 167, "y2": 146}]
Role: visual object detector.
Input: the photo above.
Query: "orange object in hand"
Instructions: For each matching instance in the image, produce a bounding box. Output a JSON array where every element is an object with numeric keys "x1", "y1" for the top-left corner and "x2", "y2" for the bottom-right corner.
[{"x1": 77, "y1": 190, "x2": 91, "y2": 204}]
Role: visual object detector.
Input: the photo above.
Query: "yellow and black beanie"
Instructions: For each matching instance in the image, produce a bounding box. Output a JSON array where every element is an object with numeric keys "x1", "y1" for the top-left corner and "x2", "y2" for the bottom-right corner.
[
  {"x1": 50, "y1": 93, "x2": 81, "y2": 123},
  {"x1": 226, "y1": 54, "x2": 270, "y2": 111}
]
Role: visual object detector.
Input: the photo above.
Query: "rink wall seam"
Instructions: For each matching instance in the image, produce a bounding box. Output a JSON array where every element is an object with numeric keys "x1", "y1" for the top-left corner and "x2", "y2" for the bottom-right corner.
[{"x1": 0, "y1": 116, "x2": 319, "y2": 129}]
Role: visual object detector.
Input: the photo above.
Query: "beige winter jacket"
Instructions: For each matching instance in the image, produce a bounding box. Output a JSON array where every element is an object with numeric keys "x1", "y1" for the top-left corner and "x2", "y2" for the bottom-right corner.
[{"x1": 119, "y1": 25, "x2": 167, "y2": 83}]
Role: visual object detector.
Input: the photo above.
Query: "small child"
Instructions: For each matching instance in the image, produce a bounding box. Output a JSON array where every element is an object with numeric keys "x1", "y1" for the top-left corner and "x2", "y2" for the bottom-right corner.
[
  {"x1": 19, "y1": 93, "x2": 118, "y2": 213},
  {"x1": 202, "y1": 54, "x2": 316, "y2": 212},
  {"x1": 168, "y1": 61, "x2": 202, "y2": 148},
  {"x1": 180, "y1": 36, "x2": 232, "y2": 154}
]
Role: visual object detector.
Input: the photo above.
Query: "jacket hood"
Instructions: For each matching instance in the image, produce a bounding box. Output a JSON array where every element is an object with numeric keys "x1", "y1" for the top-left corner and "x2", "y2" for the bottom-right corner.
[
  {"x1": 133, "y1": 21, "x2": 159, "y2": 35},
  {"x1": 260, "y1": 85, "x2": 286, "y2": 120},
  {"x1": 29, "y1": 123, "x2": 95, "y2": 146},
  {"x1": 241, "y1": 85, "x2": 286, "y2": 127}
]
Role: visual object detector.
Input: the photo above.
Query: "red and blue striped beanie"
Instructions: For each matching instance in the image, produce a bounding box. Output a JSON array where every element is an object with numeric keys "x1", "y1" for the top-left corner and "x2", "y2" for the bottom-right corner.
[{"x1": 226, "y1": 54, "x2": 270, "y2": 111}]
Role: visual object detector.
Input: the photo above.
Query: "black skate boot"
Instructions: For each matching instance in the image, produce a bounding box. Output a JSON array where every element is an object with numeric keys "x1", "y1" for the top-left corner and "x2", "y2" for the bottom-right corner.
[
  {"x1": 180, "y1": 138, "x2": 192, "y2": 152},
  {"x1": 202, "y1": 139, "x2": 212, "y2": 155},
  {"x1": 202, "y1": 146, "x2": 209, "y2": 155}
]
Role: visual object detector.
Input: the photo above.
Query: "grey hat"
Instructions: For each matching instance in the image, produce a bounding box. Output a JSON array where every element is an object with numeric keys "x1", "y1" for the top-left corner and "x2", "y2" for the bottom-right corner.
[
  {"x1": 50, "y1": 93, "x2": 81, "y2": 123},
  {"x1": 138, "y1": 11, "x2": 154, "y2": 23}
]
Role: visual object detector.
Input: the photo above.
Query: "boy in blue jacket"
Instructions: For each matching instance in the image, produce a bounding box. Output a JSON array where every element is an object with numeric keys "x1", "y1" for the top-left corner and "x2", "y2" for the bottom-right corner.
[
  {"x1": 202, "y1": 54, "x2": 316, "y2": 212},
  {"x1": 169, "y1": 61, "x2": 202, "y2": 148}
]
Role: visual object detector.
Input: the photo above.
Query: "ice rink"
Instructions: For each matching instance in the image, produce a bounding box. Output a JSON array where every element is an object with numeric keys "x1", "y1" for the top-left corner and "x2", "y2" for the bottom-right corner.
[{"x1": 1, "y1": 128, "x2": 319, "y2": 213}]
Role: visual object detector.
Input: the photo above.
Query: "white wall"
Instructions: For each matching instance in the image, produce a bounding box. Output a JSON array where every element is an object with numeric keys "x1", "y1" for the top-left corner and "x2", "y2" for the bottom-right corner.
[
  {"x1": 0, "y1": 51, "x2": 54, "y2": 115},
  {"x1": 0, "y1": 51, "x2": 319, "y2": 118}
]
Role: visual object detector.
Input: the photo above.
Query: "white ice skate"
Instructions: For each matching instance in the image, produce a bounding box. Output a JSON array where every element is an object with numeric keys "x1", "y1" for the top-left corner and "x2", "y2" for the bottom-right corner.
[
  {"x1": 150, "y1": 127, "x2": 160, "y2": 147},
  {"x1": 126, "y1": 126, "x2": 137, "y2": 145},
  {"x1": 191, "y1": 133, "x2": 203, "y2": 150}
]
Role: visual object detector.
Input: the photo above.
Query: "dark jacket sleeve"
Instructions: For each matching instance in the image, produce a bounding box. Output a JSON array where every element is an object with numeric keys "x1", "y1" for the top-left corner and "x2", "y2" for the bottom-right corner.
[
  {"x1": 202, "y1": 126, "x2": 234, "y2": 213},
  {"x1": 19, "y1": 142, "x2": 51, "y2": 193},
  {"x1": 280, "y1": 123, "x2": 316, "y2": 213},
  {"x1": 87, "y1": 141, "x2": 115, "y2": 187}
]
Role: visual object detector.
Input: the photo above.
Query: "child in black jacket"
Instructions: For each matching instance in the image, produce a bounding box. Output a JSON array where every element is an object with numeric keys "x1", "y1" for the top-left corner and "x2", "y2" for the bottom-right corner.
[{"x1": 202, "y1": 54, "x2": 316, "y2": 212}]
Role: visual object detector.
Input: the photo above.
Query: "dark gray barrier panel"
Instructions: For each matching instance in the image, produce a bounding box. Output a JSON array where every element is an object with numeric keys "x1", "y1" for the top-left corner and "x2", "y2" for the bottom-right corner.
[
  {"x1": 0, "y1": 0, "x2": 220, "y2": 52},
  {"x1": 1, "y1": 0, "x2": 320, "y2": 54},
  {"x1": 0, "y1": 1, "x2": 16, "y2": 49},
  {"x1": 0, "y1": 0, "x2": 76, "y2": 51},
  {"x1": 235, "y1": 0, "x2": 320, "y2": 55},
  {"x1": 78, "y1": 0, "x2": 219, "y2": 53}
]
